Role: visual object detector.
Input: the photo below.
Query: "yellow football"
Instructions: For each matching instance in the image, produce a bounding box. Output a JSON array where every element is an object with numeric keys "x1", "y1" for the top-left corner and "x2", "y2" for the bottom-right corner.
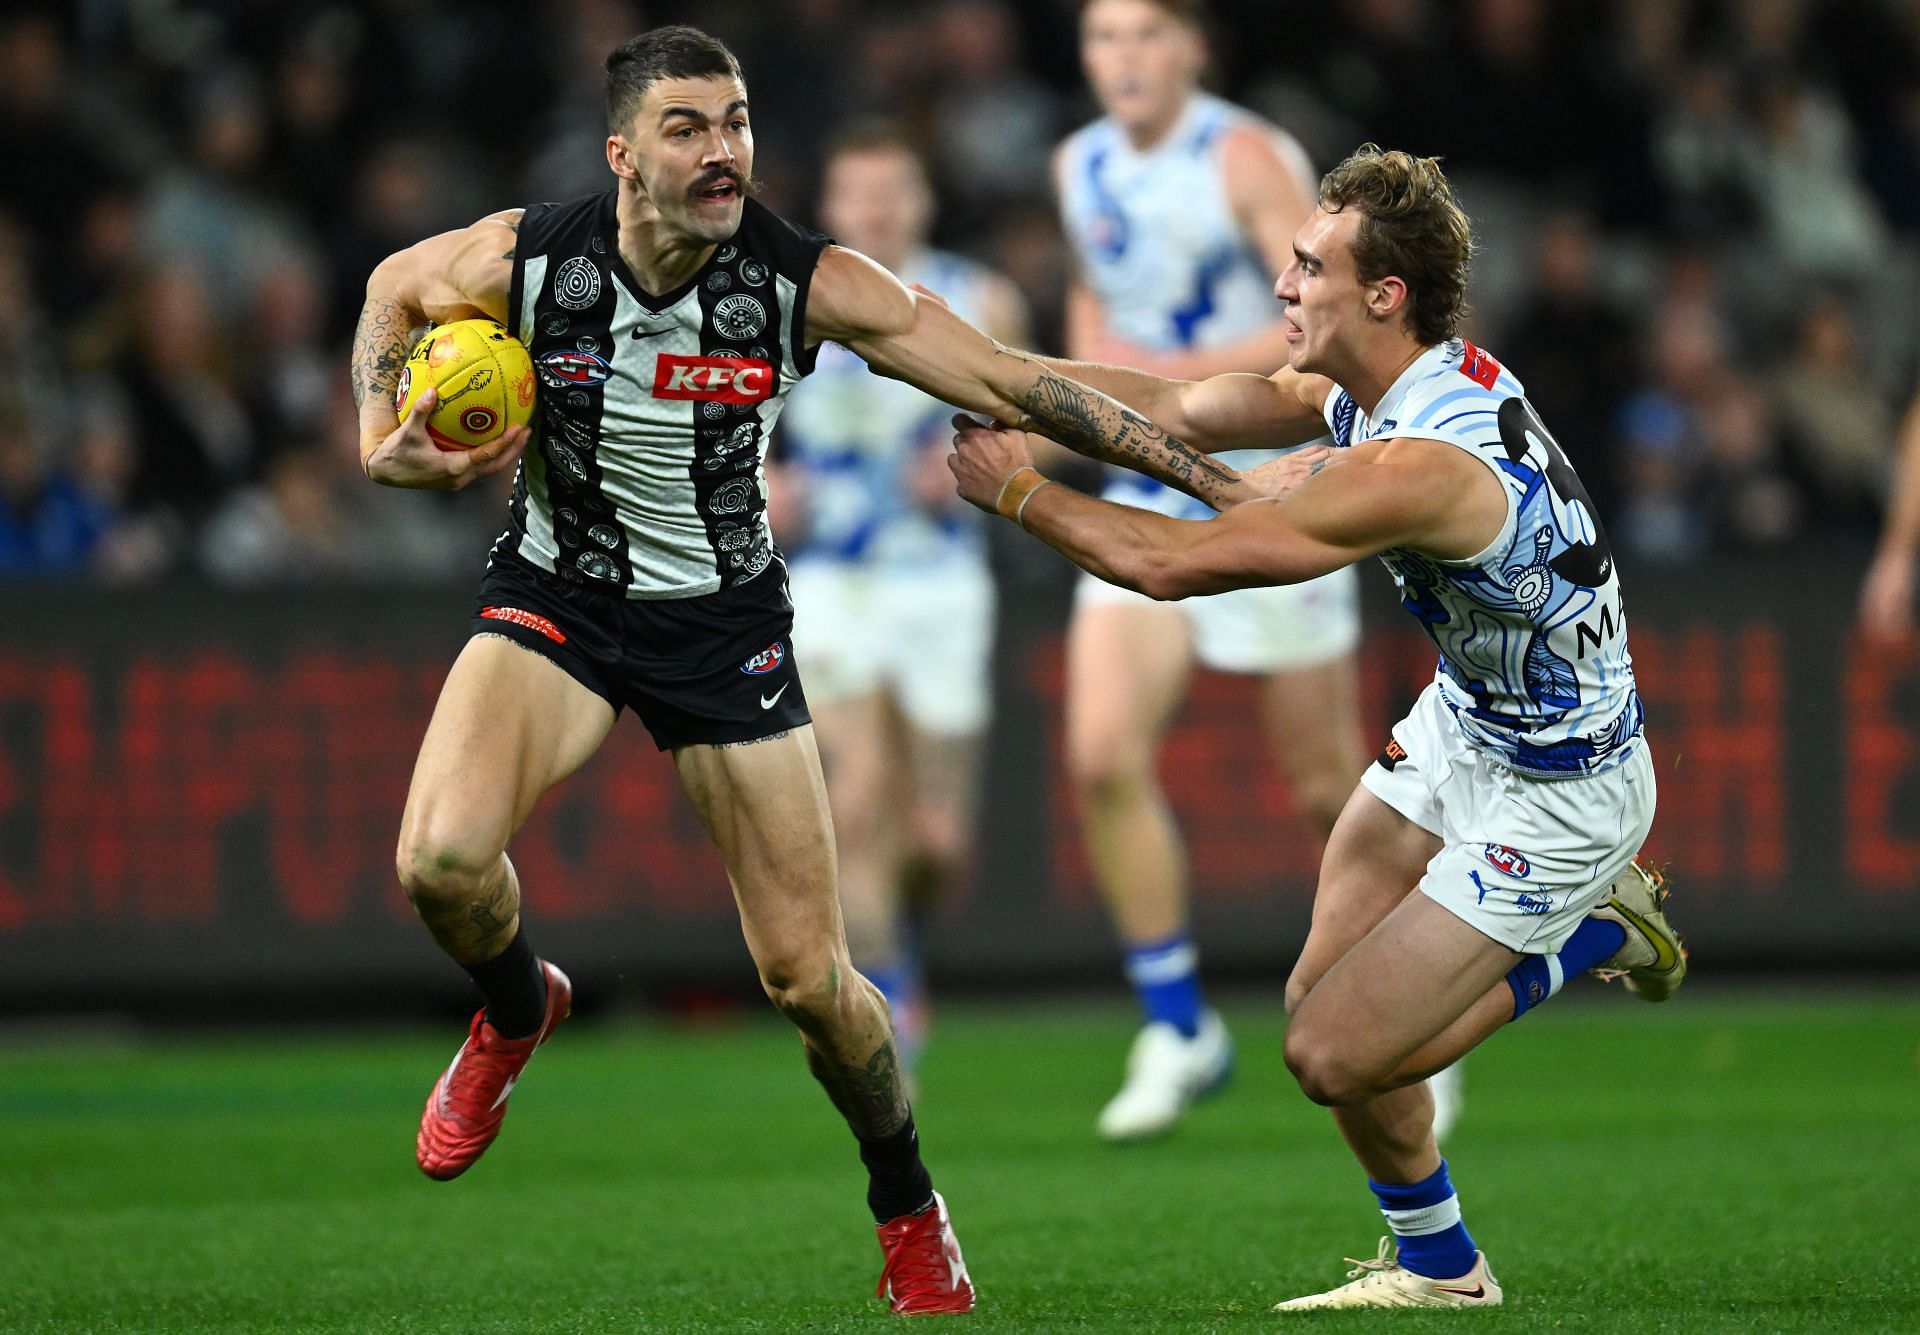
[{"x1": 394, "y1": 318, "x2": 537, "y2": 451}]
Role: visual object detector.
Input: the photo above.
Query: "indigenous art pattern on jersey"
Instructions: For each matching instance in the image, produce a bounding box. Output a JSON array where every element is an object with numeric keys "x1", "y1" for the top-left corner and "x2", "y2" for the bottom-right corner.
[
  {"x1": 504, "y1": 193, "x2": 828, "y2": 599},
  {"x1": 1325, "y1": 339, "x2": 1642, "y2": 776}
]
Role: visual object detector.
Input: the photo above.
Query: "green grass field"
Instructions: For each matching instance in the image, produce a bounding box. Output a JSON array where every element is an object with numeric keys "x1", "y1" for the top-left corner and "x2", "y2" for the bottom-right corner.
[{"x1": 3, "y1": 989, "x2": 1916, "y2": 1332}]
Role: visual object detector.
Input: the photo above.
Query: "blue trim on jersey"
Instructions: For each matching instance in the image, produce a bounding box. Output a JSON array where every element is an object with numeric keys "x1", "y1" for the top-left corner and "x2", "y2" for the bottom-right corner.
[
  {"x1": 1083, "y1": 145, "x2": 1130, "y2": 262},
  {"x1": 1168, "y1": 245, "x2": 1238, "y2": 348}
]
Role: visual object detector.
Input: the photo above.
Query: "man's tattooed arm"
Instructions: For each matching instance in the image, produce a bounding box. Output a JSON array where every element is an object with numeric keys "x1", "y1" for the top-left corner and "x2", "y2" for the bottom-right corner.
[
  {"x1": 349, "y1": 295, "x2": 412, "y2": 410},
  {"x1": 1012, "y1": 365, "x2": 1253, "y2": 511}
]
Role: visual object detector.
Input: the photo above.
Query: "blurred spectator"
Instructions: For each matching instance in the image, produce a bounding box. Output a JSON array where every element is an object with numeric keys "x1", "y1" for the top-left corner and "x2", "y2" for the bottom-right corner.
[
  {"x1": 1748, "y1": 70, "x2": 1889, "y2": 284},
  {"x1": 1776, "y1": 294, "x2": 1895, "y2": 525},
  {"x1": 114, "y1": 264, "x2": 255, "y2": 556},
  {"x1": 0, "y1": 401, "x2": 118, "y2": 577},
  {"x1": 0, "y1": 13, "x2": 118, "y2": 276},
  {"x1": 1502, "y1": 210, "x2": 1635, "y2": 511},
  {"x1": 1699, "y1": 373, "x2": 1801, "y2": 551},
  {"x1": 928, "y1": 1, "x2": 1064, "y2": 208},
  {"x1": 140, "y1": 75, "x2": 305, "y2": 314}
]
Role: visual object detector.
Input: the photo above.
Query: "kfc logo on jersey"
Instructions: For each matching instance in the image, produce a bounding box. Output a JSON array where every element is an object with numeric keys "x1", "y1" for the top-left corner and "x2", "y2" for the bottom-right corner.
[
  {"x1": 653, "y1": 354, "x2": 776, "y2": 404},
  {"x1": 1482, "y1": 844, "x2": 1532, "y2": 879},
  {"x1": 740, "y1": 641, "x2": 786, "y2": 675}
]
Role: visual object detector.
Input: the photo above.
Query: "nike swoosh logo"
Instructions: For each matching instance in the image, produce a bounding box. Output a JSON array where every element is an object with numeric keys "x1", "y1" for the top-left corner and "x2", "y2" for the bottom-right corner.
[
  {"x1": 1432, "y1": 1282, "x2": 1485, "y2": 1299},
  {"x1": 760, "y1": 684, "x2": 790, "y2": 710},
  {"x1": 631, "y1": 324, "x2": 674, "y2": 341},
  {"x1": 489, "y1": 1076, "x2": 518, "y2": 1111},
  {"x1": 1609, "y1": 898, "x2": 1678, "y2": 971}
]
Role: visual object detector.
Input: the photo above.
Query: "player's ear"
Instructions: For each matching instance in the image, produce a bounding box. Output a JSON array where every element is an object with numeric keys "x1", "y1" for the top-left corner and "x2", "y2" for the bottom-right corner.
[
  {"x1": 606, "y1": 135, "x2": 641, "y2": 184},
  {"x1": 1367, "y1": 275, "x2": 1409, "y2": 325}
]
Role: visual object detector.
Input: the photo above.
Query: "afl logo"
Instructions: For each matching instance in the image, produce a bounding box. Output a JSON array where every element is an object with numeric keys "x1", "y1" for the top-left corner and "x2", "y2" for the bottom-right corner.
[
  {"x1": 554, "y1": 256, "x2": 601, "y2": 310},
  {"x1": 712, "y1": 294, "x2": 766, "y2": 340},
  {"x1": 1483, "y1": 845, "x2": 1531, "y2": 879},
  {"x1": 740, "y1": 641, "x2": 785, "y2": 675},
  {"x1": 536, "y1": 348, "x2": 612, "y2": 389}
]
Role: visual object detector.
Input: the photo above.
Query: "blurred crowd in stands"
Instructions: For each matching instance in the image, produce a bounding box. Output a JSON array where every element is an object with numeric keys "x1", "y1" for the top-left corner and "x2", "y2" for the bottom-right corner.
[{"x1": 3, "y1": 0, "x2": 1918, "y2": 581}]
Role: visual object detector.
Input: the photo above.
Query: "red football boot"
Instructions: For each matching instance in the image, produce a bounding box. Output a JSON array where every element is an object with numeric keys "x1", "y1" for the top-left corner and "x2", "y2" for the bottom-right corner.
[
  {"x1": 875, "y1": 1192, "x2": 975, "y2": 1316},
  {"x1": 416, "y1": 961, "x2": 572, "y2": 1181}
]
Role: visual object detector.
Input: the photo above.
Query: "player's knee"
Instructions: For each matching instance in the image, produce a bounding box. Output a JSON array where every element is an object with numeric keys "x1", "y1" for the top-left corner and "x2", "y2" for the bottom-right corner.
[
  {"x1": 757, "y1": 949, "x2": 843, "y2": 1024},
  {"x1": 1067, "y1": 735, "x2": 1151, "y2": 810},
  {"x1": 395, "y1": 827, "x2": 497, "y2": 916},
  {"x1": 1283, "y1": 1026, "x2": 1373, "y2": 1107},
  {"x1": 1291, "y1": 772, "x2": 1351, "y2": 839}
]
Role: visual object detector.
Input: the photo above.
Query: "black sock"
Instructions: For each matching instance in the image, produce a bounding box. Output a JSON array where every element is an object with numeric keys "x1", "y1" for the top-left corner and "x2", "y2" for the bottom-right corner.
[
  {"x1": 466, "y1": 928, "x2": 547, "y2": 1039},
  {"x1": 860, "y1": 1113, "x2": 935, "y2": 1224}
]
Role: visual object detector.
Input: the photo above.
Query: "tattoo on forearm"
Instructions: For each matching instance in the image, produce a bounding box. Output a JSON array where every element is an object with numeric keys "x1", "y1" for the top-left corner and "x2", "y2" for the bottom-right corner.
[
  {"x1": 350, "y1": 295, "x2": 411, "y2": 408},
  {"x1": 1015, "y1": 369, "x2": 1241, "y2": 504}
]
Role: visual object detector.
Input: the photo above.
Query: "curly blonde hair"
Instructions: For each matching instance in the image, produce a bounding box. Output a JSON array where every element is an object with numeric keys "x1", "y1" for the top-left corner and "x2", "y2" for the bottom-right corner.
[{"x1": 1318, "y1": 144, "x2": 1474, "y2": 345}]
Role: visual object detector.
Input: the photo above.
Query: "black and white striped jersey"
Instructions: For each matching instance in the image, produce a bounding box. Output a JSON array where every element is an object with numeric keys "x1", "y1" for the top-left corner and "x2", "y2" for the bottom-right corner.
[{"x1": 502, "y1": 192, "x2": 830, "y2": 599}]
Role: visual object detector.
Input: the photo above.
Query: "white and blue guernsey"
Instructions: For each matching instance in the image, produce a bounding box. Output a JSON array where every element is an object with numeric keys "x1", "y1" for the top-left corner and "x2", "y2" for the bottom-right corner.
[
  {"x1": 1058, "y1": 92, "x2": 1312, "y2": 516},
  {"x1": 1324, "y1": 339, "x2": 1642, "y2": 777}
]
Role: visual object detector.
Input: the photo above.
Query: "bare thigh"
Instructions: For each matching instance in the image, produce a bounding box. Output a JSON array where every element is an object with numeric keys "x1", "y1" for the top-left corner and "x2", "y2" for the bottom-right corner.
[
  {"x1": 1285, "y1": 785, "x2": 1441, "y2": 1012},
  {"x1": 672, "y1": 726, "x2": 847, "y2": 991},
  {"x1": 1259, "y1": 652, "x2": 1367, "y2": 838},
  {"x1": 399, "y1": 636, "x2": 616, "y2": 876},
  {"x1": 1064, "y1": 599, "x2": 1193, "y2": 791}
]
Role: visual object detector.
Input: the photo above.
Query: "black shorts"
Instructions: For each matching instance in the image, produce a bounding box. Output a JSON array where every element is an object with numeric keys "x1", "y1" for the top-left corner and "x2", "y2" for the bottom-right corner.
[{"x1": 468, "y1": 550, "x2": 811, "y2": 750}]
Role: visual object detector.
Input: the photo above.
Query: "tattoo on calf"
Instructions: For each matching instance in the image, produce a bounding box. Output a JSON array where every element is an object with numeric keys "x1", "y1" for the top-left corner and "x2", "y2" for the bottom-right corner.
[{"x1": 810, "y1": 1040, "x2": 910, "y2": 1138}]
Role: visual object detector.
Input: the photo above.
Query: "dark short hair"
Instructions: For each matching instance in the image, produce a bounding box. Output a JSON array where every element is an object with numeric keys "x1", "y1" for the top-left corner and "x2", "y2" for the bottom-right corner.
[
  {"x1": 1318, "y1": 143, "x2": 1474, "y2": 345},
  {"x1": 605, "y1": 26, "x2": 745, "y2": 134},
  {"x1": 1079, "y1": 0, "x2": 1209, "y2": 28},
  {"x1": 823, "y1": 119, "x2": 932, "y2": 176}
]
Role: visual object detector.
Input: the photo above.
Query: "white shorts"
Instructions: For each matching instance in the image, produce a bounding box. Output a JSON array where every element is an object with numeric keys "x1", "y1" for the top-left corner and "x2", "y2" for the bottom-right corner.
[
  {"x1": 787, "y1": 559, "x2": 995, "y2": 737},
  {"x1": 1073, "y1": 566, "x2": 1362, "y2": 674},
  {"x1": 1361, "y1": 680, "x2": 1657, "y2": 954}
]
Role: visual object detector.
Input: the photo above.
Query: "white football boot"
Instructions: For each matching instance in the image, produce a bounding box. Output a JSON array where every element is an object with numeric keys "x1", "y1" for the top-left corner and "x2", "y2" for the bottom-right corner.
[
  {"x1": 1588, "y1": 857, "x2": 1688, "y2": 1001},
  {"x1": 1274, "y1": 1236, "x2": 1503, "y2": 1311},
  {"x1": 1095, "y1": 1009, "x2": 1232, "y2": 1142},
  {"x1": 1428, "y1": 1060, "x2": 1465, "y2": 1145}
]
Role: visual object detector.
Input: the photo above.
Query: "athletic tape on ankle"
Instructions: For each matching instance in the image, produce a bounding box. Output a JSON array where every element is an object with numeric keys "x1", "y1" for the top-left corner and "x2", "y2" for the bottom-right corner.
[{"x1": 994, "y1": 467, "x2": 1052, "y2": 528}]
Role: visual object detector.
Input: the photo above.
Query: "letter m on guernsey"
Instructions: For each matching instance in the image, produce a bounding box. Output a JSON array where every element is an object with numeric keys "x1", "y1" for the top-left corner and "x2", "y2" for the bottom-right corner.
[{"x1": 652, "y1": 354, "x2": 776, "y2": 404}]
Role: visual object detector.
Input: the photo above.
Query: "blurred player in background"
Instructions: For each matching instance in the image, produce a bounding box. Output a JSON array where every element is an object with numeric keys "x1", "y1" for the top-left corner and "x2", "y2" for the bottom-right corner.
[
  {"x1": 1858, "y1": 380, "x2": 1920, "y2": 643},
  {"x1": 770, "y1": 125, "x2": 1030, "y2": 1078},
  {"x1": 952, "y1": 143, "x2": 1688, "y2": 1309},
  {"x1": 348, "y1": 24, "x2": 1282, "y2": 1316},
  {"x1": 1054, "y1": 0, "x2": 1381, "y2": 1142}
]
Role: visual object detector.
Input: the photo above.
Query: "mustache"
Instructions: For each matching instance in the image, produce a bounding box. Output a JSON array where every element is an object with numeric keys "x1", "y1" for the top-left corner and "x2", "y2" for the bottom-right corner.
[{"x1": 690, "y1": 167, "x2": 756, "y2": 199}]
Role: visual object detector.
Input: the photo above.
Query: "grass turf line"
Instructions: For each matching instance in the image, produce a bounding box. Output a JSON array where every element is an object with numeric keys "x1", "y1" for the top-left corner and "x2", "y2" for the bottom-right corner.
[{"x1": 1, "y1": 992, "x2": 1915, "y2": 1332}]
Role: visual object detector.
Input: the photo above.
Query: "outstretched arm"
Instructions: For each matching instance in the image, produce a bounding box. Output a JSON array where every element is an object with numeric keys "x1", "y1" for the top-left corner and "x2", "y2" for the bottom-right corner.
[
  {"x1": 1861, "y1": 382, "x2": 1920, "y2": 642},
  {"x1": 350, "y1": 209, "x2": 528, "y2": 490},
  {"x1": 806, "y1": 245, "x2": 1259, "y2": 510},
  {"x1": 948, "y1": 418, "x2": 1504, "y2": 599}
]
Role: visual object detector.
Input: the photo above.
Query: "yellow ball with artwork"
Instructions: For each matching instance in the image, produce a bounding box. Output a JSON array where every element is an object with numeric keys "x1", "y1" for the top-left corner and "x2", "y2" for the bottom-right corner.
[{"x1": 393, "y1": 318, "x2": 537, "y2": 451}]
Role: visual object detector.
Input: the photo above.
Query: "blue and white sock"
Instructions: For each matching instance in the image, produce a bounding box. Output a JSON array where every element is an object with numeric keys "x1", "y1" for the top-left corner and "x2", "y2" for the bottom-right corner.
[
  {"x1": 1506, "y1": 917, "x2": 1627, "y2": 1020},
  {"x1": 1370, "y1": 1161, "x2": 1478, "y2": 1280},
  {"x1": 1123, "y1": 934, "x2": 1204, "y2": 1038}
]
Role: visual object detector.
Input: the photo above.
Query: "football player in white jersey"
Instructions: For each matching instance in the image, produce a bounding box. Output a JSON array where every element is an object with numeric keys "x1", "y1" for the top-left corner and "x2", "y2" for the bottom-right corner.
[
  {"x1": 770, "y1": 125, "x2": 1029, "y2": 1077},
  {"x1": 348, "y1": 25, "x2": 1290, "y2": 1316},
  {"x1": 951, "y1": 144, "x2": 1688, "y2": 1309},
  {"x1": 1053, "y1": 0, "x2": 1377, "y2": 1142}
]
